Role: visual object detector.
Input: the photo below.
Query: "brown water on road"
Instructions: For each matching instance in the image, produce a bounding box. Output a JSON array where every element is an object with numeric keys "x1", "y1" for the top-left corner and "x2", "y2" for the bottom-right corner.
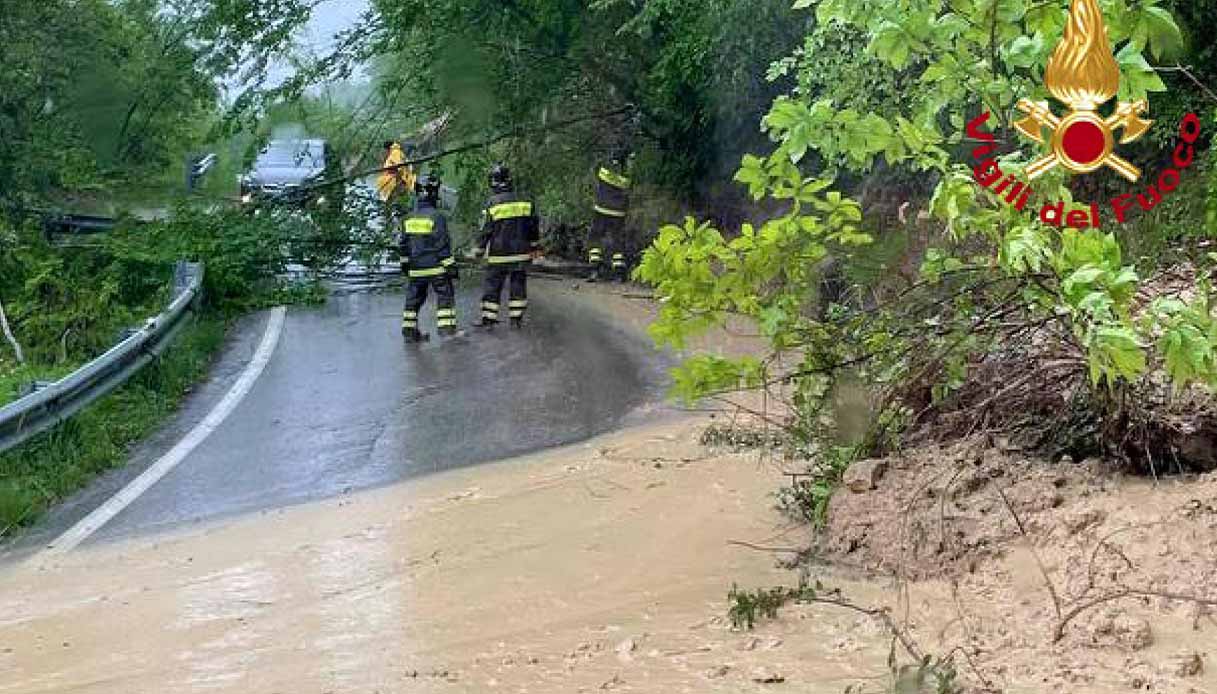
[
  {"x1": 3, "y1": 418, "x2": 1214, "y2": 693},
  {"x1": 0, "y1": 418, "x2": 882, "y2": 693}
]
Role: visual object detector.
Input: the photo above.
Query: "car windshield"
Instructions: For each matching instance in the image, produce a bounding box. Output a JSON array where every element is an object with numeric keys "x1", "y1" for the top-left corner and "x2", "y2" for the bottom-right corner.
[{"x1": 256, "y1": 142, "x2": 322, "y2": 169}]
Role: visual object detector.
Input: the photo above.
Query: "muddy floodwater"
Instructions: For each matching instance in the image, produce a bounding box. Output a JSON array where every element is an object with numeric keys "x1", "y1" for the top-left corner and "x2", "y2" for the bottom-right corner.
[
  {"x1": 0, "y1": 419, "x2": 864, "y2": 693},
  {"x1": 4, "y1": 415, "x2": 1212, "y2": 693}
]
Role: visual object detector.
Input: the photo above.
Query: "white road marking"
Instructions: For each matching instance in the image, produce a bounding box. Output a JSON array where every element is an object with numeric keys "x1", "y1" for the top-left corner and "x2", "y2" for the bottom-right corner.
[{"x1": 42, "y1": 307, "x2": 288, "y2": 556}]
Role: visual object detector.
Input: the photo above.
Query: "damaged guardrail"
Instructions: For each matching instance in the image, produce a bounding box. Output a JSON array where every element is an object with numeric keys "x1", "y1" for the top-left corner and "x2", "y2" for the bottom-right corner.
[{"x1": 0, "y1": 261, "x2": 204, "y2": 455}]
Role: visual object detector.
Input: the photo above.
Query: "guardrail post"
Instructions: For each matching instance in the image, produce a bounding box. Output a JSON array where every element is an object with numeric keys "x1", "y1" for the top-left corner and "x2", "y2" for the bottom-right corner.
[
  {"x1": 174, "y1": 260, "x2": 190, "y2": 297},
  {"x1": 186, "y1": 153, "x2": 217, "y2": 193},
  {"x1": 174, "y1": 261, "x2": 204, "y2": 308},
  {"x1": 18, "y1": 381, "x2": 52, "y2": 398}
]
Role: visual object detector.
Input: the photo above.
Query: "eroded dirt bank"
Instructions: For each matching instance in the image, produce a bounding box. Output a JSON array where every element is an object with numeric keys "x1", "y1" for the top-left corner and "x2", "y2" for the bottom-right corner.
[{"x1": 824, "y1": 437, "x2": 1217, "y2": 693}]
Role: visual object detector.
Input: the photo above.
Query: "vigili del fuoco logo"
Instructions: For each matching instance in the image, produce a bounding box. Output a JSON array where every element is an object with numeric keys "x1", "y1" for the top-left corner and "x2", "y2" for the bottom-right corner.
[{"x1": 965, "y1": 0, "x2": 1202, "y2": 229}]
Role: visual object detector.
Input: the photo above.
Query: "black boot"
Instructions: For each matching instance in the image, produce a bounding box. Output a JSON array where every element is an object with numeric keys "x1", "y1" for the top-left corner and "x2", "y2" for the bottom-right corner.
[
  {"x1": 474, "y1": 319, "x2": 498, "y2": 330},
  {"x1": 402, "y1": 327, "x2": 429, "y2": 343},
  {"x1": 586, "y1": 269, "x2": 600, "y2": 283},
  {"x1": 510, "y1": 317, "x2": 524, "y2": 329}
]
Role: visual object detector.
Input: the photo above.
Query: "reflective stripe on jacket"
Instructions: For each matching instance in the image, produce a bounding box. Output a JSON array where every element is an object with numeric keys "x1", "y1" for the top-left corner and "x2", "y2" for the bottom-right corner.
[
  {"x1": 594, "y1": 165, "x2": 630, "y2": 217},
  {"x1": 480, "y1": 192, "x2": 540, "y2": 264},
  {"x1": 400, "y1": 202, "x2": 453, "y2": 278}
]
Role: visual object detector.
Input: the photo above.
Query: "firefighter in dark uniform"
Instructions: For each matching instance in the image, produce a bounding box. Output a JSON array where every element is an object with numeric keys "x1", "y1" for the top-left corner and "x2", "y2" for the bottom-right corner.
[
  {"x1": 476, "y1": 164, "x2": 540, "y2": 329},
  {"x1": 587, "y1": 149, "x2": 632, "y2": 282},
  {"x1": 399, "y1": 173, "x2": 458, "y2": 342}
]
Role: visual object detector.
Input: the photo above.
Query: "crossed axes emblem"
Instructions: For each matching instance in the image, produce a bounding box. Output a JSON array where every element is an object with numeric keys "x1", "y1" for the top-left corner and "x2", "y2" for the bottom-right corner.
[{"x1": 1014, "y1": 98, "x2": 1153, "y2": 183}]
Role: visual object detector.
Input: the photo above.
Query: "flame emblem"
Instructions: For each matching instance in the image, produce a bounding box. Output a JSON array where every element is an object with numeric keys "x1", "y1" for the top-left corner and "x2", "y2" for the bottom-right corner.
[{"x1": 1014, "y1": 0, "x2": 1153, "y2": 182}]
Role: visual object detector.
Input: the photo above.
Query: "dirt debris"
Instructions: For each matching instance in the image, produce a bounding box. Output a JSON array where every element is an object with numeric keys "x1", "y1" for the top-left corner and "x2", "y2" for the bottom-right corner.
[
  {"x1": 910, "y1": 263, "x2": 1217, "y2": 474},
  {"x1": 749, "y1": 665, "x2": 786, "y2": 684},
  {"x1": 819, "y1": 434, "x2": 1217, "y2": 692},
  {"x1": 843, "y1": 458, "x2": 888, "y2": 493},
  {"x1": 1171, "y1": 651, "x2": 1205, "y2": 677},
  {"x1": 1085, "y1": 610, "x2": 1155, "y2": 651}
]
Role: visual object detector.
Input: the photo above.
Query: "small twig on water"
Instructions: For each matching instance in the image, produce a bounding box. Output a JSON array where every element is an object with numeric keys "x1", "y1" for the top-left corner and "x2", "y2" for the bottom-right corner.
[
  {"x1": 808, "y1": 595, "x2": 925, "y2": 662},
  {"x1": 727, "y1": 539, "x2": 804, "y2": 554},
  {"x1": 1054, "y1": 588, "x2": 1217, "y2": 642}
]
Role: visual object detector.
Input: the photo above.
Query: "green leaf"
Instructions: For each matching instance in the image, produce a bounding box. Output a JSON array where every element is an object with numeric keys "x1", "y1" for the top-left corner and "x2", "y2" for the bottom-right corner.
[
  {"x1": 1088, "y1": 326, "x2": 1147, "y2": 386},
  {"x1": 1000, "y1": 226, "x2": 1050, "y2": 274},
  {"x1": 1062, "y1": 265, "x2": 1105, "y2": 299},
  {"x1": 669, "y1": 355, "x2": 764, "y2": 404},
  {"x1": 735, "y1": 155, "x2": 769, "y2": 200},
  {"x1": 1005, "y1": 34, "x2": 1045, "y2": 69},
  {"x1": 758, "y1": 305, "x2": 788, "y2": 336},
  {"x1": 1127, "y1": 4, "x2": 1184, "y2": 60},
  {"x1": 1025, "y1": 3, "x2": 1065, "y2": 37},
  {"x1": 763, "y1": 98, "x2": 808, "y2": 131},
  {"x1": 870, "y1": 21, "x2": 914, "y2": 69},
  {"x1": 1115, "y1": 44, "x2": 1167, "y2": 101}
]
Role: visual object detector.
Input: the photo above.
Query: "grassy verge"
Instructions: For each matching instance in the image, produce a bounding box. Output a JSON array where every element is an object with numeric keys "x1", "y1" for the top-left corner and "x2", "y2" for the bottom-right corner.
[
  {"x1": 0, "y1": 364, "x2": 79, "y2": 407},
  {"x1": 0, "y1": 315, "x2": 226, "y2": 534}
]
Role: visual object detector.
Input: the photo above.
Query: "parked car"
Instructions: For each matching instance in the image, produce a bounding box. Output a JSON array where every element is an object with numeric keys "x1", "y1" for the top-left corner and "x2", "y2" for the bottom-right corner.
[{"x1": 239, "y1": 139, "x2": 340, "y2": 210}]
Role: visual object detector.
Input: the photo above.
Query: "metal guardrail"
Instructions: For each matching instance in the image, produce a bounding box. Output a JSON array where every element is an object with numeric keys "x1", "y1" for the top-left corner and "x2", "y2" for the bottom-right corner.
[
  {"x1": 41, "y1": 211, "x2": 119, "y2": 236},
  {"x1": 187, "y1": 152, "x2": 218, "y2": 193},
  {"x1": 192, "y1": 153, "x2": 218, "y2": 179},
  {"x1": 0, "y1": 261, "x2": 205, "y2": 456}
]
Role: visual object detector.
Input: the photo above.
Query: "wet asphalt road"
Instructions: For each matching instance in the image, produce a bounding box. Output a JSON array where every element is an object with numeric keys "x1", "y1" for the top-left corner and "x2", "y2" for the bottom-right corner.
[{"x1": 6, "y1": 279, "x2": 666, "y2": 554}]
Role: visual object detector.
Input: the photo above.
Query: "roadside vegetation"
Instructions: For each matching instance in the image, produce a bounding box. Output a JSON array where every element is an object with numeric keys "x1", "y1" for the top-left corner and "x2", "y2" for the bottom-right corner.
[
  {"x1": 627, "y1": 0, "x2": 1217, "y2": 687},
  {"x1": 635, "y1": 0, "x2": 1217, "y2": 502},
  {"x1": 0, "y1": 1, "x2": 335, "y2": 533}
]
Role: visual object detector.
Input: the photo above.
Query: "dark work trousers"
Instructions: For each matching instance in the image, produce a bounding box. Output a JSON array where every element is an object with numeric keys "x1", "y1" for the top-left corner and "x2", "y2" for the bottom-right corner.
[
  {"x1": 589, "y1": 213, "x2": 628, "y2": 280},
  {"x1": 404, "y1": 275, "x2": 457, "y2": 333},
  {"x1": 480, "y1": 262, "x2": 529, "y2": 323}
]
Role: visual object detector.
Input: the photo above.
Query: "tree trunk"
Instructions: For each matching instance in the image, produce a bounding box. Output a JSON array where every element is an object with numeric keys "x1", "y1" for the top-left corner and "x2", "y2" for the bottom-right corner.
[{"x1": 0, "y1": 295, "x2": 25, "y2": 364}]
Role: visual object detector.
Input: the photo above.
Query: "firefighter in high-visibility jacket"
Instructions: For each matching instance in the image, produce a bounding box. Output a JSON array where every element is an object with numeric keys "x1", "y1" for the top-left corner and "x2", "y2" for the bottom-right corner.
[
  {"x1": 377, "y1": 141, "x2": 416, "y2": 206},
  {"x1": 587, "y1": 150, "x2": 631, "y2": 282},
  {"x1": 475, "y1": 164, "x2": 540, "y2": 329},
  {"x1": 399, "y1": 174, "x2": 458, "y2": 342}
]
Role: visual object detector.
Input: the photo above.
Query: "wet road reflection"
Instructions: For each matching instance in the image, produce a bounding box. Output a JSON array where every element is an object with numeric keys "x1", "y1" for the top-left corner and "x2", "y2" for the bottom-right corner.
[{"x1": 88, "y1": 285, "x2": 658, "y2": 543}]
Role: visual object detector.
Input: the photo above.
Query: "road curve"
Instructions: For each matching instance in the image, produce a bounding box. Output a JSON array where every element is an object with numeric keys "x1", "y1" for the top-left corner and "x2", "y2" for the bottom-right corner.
[{"x1": 7, "y1": 280, "x2": 666, "y2": 555}]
